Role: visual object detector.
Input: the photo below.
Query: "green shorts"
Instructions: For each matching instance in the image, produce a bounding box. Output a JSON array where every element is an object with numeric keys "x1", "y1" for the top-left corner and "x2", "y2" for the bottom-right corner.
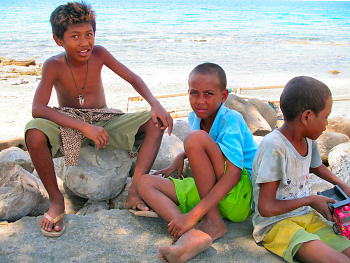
[
  {"x1": 262, "y1": 210, "x2": 350, "y2": 263},
  {"x1": 24, "y1": 111, "x2": 151, "y2": 158},
  {"x1": 169, "y1": 167, "x2": 253, "y2": 222}
]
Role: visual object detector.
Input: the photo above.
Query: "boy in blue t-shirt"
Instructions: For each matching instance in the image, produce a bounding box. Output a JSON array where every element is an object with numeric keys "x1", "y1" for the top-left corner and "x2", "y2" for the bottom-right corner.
[{"x1": 136, "y1": 63, "x2": 257, "y2": 262}]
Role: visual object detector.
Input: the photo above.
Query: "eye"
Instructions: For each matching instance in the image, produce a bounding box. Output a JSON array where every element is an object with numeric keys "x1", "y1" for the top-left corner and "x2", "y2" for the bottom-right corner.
[
  {"x1": 189, "y1": 91, "x2": 197, "y2": 95},
  {"x1": 71, "y1": 35, "x2": 78, "y2": 39},
  {"x1": 86, "y1": 33, "x2": 94, "y2": 37}
]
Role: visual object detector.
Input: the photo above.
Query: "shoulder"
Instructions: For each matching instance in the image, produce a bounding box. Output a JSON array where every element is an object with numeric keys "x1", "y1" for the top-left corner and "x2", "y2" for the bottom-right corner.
[
  {"x1": 256, "y1": 131, "x2": 283, "y2": 153},
  {"x1": 222, "y1": 107, "x2": 244, "y2": 123},
  {"x1": 41, "y1": 53, "x2": 65, "y2": 77},
  {"x1": 91, "y1": 45, "x2": 112, "y2": 59},
  {"x1": 92, "y1": 45, "x2": 108, "y2": 54},
  {"x1": 220, "y1": 107, "x2": 247, "y2": 131},
  {"x1": 43, "y1": 53, "x2": 65, "y2": 68}
]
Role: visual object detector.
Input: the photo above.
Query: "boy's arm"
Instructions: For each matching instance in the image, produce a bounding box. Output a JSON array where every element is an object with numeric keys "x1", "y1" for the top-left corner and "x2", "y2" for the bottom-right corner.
[
  {"x1": 98, "y1": 46, "x2": 173, "y2": 135},
  {"x1": 151, "y1": 151, "x2": 186, "y2": 178},
  {"x1": 167, "y1": 160, "x2": 242, "y2": 238},
  {"x1": 310, "y1": 164, "x2": 350, "y2": 197},
  {"x1": 258, "y1": 180, "x2": 335, "y2": 221},
  {"x1": 32, "y1": 59, "x2": 109, "y2": 149}
]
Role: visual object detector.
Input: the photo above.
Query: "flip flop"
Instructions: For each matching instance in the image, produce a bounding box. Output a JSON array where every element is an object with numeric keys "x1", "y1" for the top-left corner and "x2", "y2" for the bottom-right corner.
[
  {"x1": 129, "y1": 209, "x2": 159, "y2": 218},
  {"x1": 129, "y1": 201, "x2": 158, "y2": 217},
  {"x1": 40, "y1": 212, "x2": 66, "y2": 237}
]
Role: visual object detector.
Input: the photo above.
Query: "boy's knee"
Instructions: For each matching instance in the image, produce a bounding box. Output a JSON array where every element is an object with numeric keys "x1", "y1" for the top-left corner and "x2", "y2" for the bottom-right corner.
[
  {"x1": 141, "y1": 119, "x2": 164, "y2": 136},
  {"x1": 25, "y1": 129, "x2": 48, "y2": 149},
  {"x1": 136, "y1": 174, "x2": 154, "y2": 194},
  {"x1": 184, "y1": 130, "x2": 209, "y2": 150}
]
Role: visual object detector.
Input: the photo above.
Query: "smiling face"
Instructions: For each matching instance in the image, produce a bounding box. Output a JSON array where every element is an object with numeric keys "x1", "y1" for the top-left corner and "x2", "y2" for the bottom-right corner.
[
  {"x1": 188, "y1": 73, "x2": 228, "y2": 127},
  {"x1": 54, "y1": 22, "x2": 95, "y2": 64}
]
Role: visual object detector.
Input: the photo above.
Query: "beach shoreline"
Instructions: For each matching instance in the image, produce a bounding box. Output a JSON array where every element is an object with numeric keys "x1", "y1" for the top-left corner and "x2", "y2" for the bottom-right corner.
[{"x1": 1, "y1": 60, "x2": 349, "y2": 143}]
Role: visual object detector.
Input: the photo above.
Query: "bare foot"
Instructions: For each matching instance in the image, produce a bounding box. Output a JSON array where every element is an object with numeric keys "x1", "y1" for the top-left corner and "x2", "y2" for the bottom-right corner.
[
  {"x1": 158, "y1": 229, "x2": 212, "y2": 263},
  {"x1": 196, "y1": 216, "x2": 227, "y2": 241},
  {"x1": 125, "y1": 185, "x2": 149, "y2": 211},
  {"x1": 40, "y1": 195, "x2": 65, "y2": 232}
]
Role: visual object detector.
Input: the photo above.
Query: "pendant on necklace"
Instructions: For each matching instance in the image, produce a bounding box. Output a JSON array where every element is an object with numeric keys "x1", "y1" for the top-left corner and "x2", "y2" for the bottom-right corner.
[{"x1": 78, "y1": 95, "x2": 84, "y2": 106}]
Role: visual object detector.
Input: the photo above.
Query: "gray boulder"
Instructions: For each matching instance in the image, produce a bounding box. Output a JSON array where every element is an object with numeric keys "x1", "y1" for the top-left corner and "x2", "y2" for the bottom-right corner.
[
  {"x1": 76, "y1": 200, "x2": 109, "y2": 216},
  {"x1": 109, "y1": 177, "x2": 132, "y2": 209},
  {"x1": 170, "y1": 119, "x2": 190, "y2": 142},
  {"x1": 317, "y1": 131, "x2": 349, "y2": 163},
  {"x1": 0, "y1": 147, "x2": 34, "y2": 173},
  {"x1": 224, "y1": 94, "x2": 272, "y2": 136},
  {"x1": 0, "y1": 163, "x2": 49, "y2": 221},
  {"x1": 326, "y1": 117, "x2": 350, "y2": 138},
  {"x1": 55, "y1": 145, "x2": 133, "y2": 201},
  {"x1": 152, "y1": 134, "x2": 190, "y2": 178},
  {"x1": 328, "y1": 142, "x2": 350, "y2": 185},
  {"x1": 248, "y1": 98, "x2": 278, "y2": 130}
]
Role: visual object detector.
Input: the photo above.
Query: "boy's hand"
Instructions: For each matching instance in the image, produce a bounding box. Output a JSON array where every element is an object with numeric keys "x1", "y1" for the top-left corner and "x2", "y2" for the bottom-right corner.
[
  {"x1": 309, "y1": 195, "x2": 336, "y2": 221},
  {"x1": 150, "y1": 102, "x2": 173, "y2": 135},
  {"x1": 167, "y1": 213, "x2": 197, "y2": 238},
  {"x1": 151, "y1": 154, "x2": 185, "y2": 179},
  {"x1": 338, "y1": 182, "x2": 350, "y2": 199},
  {"x1": 81, "y1": 123, "x2": 109, "y2": 149}
]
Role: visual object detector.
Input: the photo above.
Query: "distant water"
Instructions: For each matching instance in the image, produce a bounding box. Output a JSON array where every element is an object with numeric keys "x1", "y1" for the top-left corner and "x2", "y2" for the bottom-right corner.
[{"x1": 1, "y1": 0, "x2": 350, "y2": 94}]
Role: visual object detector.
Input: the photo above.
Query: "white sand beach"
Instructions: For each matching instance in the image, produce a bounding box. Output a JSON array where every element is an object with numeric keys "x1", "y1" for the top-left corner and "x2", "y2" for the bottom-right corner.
[{"x1": 1, "y1": 61, "x2": 349, "y2": 144}]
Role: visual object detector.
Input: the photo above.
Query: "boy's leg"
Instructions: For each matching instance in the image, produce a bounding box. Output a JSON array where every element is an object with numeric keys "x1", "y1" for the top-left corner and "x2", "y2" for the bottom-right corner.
[
  {"x1": 25, "y1": 129, "x2": 65, "y2": 232},
  {"x1": 137, "y1": 174, "x2": 181, "y2": 221},
  {"x1": 126, "y1": 119, "x2": 163, "y2": 211},
  {"x1": 295, "y1": 240, "x2": 350, "y2": 263},
  {"x1": 184, "y1": 130, "x2": 227, "y2": 241},
  {"x1": 137, "y1": 174, "x2": 212, "y2": 263}
]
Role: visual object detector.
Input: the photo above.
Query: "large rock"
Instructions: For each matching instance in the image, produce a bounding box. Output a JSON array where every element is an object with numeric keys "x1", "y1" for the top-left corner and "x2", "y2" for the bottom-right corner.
[
  {"x1": 55, "y1": 146, "x2": 133, "y2": 201},
  {"x1": 248, "y1": 98, "x2": 278, "y2": 130},
  {"x1": 0, "y1": 209, "x2": 283, "y2": 263},
  {"x1": 170, "y1": 119, "x2": 190, "y2": 142},
  {"x1": 326, "y1": 117, "x2": 350, "y2": 138},
  {"x1": 0, "y1": 163, "x2": 49, "y2": 221},
  {"x1": 76, "y1": 200, "x2": 109, "y2": 216},
  {"x1": 0, "y1": 147, "x2": 34, "y2": 173},
  {"x1": 224, "y1": 94, "x2": 272, "y2": 136},
  {"x1": 317, "y1": 131, "x2": 349, "y2": 163},
  {"x1": 328, "y1": 142, "x2": 350, "y2": 185},
  {"x1": 152, "y1": 134, "x2": 190, "y2": 177},
  {"x1": 109, "y1": 177, "x2": 132, "y2": 209}
]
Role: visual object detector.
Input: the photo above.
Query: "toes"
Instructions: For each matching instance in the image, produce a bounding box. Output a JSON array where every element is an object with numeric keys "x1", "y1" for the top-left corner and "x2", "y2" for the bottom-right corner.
[
  {"x1": 40, "y1": 218, "x2": 53, "y2": 232},
  {"x1": 136, "y1": 202, "x2": 149, "y2": 211}
]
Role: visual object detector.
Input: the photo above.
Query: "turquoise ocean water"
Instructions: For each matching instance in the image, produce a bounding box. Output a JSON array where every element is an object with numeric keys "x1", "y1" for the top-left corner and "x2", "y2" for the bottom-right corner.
[{"x1": 1, "y1": 0, "x2": 350, "y2": 95}]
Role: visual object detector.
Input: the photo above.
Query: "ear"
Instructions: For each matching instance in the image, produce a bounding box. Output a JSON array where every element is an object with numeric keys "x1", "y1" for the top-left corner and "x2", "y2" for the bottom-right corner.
[
  {"x1": 53, "y1": 35, "x2": 63, "y2": 47},
  {"x1": 301, "y1": 110, "x2": 312, "y2": 125},
  {"x1": 221, "y1": 89, "x2": 229, "y2": 102}
]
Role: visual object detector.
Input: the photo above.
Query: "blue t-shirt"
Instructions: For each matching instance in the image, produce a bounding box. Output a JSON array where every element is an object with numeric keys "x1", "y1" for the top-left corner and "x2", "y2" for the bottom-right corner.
[{"x1": 188, "y1": 103, "x2": 258, "y2": 176}]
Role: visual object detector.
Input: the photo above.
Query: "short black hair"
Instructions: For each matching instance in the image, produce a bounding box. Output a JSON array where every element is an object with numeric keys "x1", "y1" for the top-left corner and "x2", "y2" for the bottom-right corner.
[
  {"x1": 280, "y1": 76, "x2": 332, "y2": 122},
  {"x1": 50, "y1": 2, "x2": 96, "y2": 39},
  {"x1": 189, "y1": 62, "x2": 227, "y2": 91}
]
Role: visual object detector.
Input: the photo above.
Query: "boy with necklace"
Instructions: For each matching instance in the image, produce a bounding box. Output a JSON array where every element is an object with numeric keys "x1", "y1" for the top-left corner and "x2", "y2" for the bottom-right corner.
[
  {"x1": 251, "y1": 76, "x2": 350, "y2": 262},
  {"x1": 25, "y1": 2, "x2": 173, "y2": 237},
  {"x1": 136, "y1": 63, "x2": 257, "y2": 262}
]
